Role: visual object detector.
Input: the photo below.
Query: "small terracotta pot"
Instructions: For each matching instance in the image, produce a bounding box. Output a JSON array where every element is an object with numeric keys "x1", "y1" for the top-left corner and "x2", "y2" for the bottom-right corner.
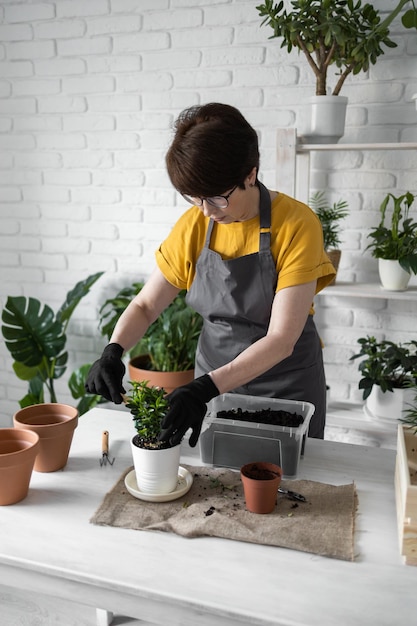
[
  {"x1": 0, "y1": 428, "x2": 40, "y2": 505},
  {"x1": 128, "y1": 355, "x2": 194, "y2": 394},
  {"x1": 13, "y1": 403, "x2": 78, "y2": 472},
  {"x1": 240, "y1": 462, "x2": 283, "y2": 514},
  {"x1": 326, "y1": 249, "x2": 341, "y2": 285}
]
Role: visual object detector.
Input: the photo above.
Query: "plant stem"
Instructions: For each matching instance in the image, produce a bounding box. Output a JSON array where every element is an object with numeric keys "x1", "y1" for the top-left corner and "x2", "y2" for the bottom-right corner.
[{"x1": 379, "y1": 0, "x2": 413, "y2": 31}]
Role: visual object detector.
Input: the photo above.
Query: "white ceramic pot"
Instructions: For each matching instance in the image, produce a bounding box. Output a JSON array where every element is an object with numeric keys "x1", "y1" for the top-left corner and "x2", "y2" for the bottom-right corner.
[
  {"x1": 365, "y1": 386, "x2": 415, "y2": 424},
  {"x1": 378, "y1": 258, "x2": 411, "y2": 291},
  {"x1": 130, "y1": 438, "x2": 181, "y2": 495},
  {"x1": 300, "y1": 95, "x2": 348, "y2": 144}
]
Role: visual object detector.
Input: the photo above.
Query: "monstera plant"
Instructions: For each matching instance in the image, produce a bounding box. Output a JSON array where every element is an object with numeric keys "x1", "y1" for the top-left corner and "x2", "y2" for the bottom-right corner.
[{"x1": 1, "y1": 272, "x2": 106, "y2": 415}]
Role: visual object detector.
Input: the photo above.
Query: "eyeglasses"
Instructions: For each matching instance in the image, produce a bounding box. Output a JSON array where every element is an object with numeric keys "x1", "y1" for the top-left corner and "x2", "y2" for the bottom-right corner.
[{"x1": 182, "y1": 185, "x2": 238, "y2": 210}]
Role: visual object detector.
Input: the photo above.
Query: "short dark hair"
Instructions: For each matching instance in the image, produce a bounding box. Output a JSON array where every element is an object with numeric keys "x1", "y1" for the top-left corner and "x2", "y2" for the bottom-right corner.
[{"x1": 165, "y1": 103, "x2": 260, "y2": 197}]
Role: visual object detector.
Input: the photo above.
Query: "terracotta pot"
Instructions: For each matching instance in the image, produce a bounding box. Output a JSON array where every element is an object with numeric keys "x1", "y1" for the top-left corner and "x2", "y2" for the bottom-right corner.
[
  {"x1": 131, "y1": 437, "x2": 181, "y2": 494},
  {"x1": 240, "y1": 462, "x2": 283, "y2": 514},
  {"x1": 128, "y1": 355, "x2": 194, "y2": 394},
  {"x1": 0, "y1": 428, "x2": 40, "y2": 505},
  {"x1": 13, "y1": 403, "x2": 78, "y2": 472},
  {"x1": 326, "y1": 249, "x2": 341, "y2": 286}
]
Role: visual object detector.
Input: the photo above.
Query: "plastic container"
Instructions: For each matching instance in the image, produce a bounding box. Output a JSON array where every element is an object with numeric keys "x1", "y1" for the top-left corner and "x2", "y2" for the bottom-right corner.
[{"x1": 199, "y1": 393, "x2": 315, "y2": 478}]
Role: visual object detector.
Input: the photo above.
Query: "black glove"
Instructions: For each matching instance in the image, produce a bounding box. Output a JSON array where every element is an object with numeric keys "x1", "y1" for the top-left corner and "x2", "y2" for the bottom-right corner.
[
  {"x1": 85, "y1": 343, "x2": 126, "y2": 404},
  {"x1": 159, "y1": 374, "x2": 220, "y2": 447}
]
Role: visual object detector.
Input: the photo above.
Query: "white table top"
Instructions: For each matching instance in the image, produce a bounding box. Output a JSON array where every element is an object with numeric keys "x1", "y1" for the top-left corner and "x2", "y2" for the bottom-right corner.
[{"x1": 1, "y1": 407, "x2": 416, "y2": 626}]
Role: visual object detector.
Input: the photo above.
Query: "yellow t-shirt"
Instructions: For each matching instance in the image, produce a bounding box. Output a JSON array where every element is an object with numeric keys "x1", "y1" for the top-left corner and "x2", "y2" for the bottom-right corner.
[{"x1": 156, "y1": 192, "x2": 336, "y2": 299}]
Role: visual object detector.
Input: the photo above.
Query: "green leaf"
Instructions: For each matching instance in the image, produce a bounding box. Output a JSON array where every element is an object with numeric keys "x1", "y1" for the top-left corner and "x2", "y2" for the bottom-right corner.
[
  {"x1": 12, "y1": 360, "x2": 41, "y2": 382},
  {"x1": 19, "y1": 376, "x2": 45, "y2": 407},
  {"x1": 69, "y1": 364, "x2": 107, "y2": 415},
  {"x1": 68, "y1": 363, "x2": 92, "y2": 399},
  {"x1": 2, "y1": 296, "x2": 65, "y2": 367},
  {"x1": 57, "y1": 271, "x2": 104, "y2": 325},
  {"x1": 19, "y1": 393, "x2": 43, "y2": 408},
  {"x1": 76, "y1": 394, "x2": 103, "y2": 416},
  {"x1": 99, "y1": 282, "x2": 144, "y2": 340},
  {"x1": 53, "y1": 351, "x2": 68, "y2": 380},
  {"x1": 402, "y1": 9, "x2": 417, "y2": 29}
]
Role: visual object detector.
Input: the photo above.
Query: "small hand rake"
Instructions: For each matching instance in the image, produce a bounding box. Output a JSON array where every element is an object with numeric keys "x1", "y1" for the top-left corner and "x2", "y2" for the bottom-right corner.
[{"x1": 99, "y1": 430, "x2": 115, "y2": 466}]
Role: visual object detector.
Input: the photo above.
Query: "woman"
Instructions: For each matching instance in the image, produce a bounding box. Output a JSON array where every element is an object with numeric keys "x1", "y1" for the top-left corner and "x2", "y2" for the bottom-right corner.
[{"x1": 86, "y1": 103, "x2": 335, "y2": 447}]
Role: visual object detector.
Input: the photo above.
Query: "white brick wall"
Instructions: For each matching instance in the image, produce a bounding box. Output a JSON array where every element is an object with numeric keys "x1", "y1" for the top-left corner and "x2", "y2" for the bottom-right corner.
[{"x1": 0, "y1": 0, "x2": 416, "y2": 425}]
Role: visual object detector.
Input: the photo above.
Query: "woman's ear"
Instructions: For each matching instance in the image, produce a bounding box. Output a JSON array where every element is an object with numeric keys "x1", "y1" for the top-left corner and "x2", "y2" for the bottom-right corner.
[{"x1": 247, "y1": 166, "x2": 258, "y2": 188}]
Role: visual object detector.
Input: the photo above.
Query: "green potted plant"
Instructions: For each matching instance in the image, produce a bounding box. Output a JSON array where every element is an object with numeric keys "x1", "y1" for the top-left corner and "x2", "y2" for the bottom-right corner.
[
  {"x1": 124, "y1": 380, "x2": 182, "y2": 496},
  {"x1": 256, "y1": 0, "x2": 417, "y2": 142},
  {"x1": 366, "y1": 191, "x2": 417, "y2": 291},
  {"x1": 310, "y1": 191, "x2": 349, "y2": 283},
  {"x1": 1, "y1": 272, "x2": 106, "y2": 415},
  {"x1": 99, "y1": 283, "x2": 203, "y2": 392},
  {"x1": 350, "y1": 335, "x2": 417, "y2": 421}
]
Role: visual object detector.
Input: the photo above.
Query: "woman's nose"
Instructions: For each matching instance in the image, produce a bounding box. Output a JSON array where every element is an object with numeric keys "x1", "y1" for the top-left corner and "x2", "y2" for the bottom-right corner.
[{"x1": 202, "y1": 199, "x2": 216, "y2": 218}]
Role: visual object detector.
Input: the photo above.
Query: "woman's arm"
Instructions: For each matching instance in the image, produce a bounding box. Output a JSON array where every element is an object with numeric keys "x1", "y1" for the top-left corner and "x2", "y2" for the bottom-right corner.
[
  {"x1": 209, "y1": 280, "x2": 317, "y2": 394},
  {"x1": 110, "y1": 267, "x2": 181, "y2": 353}
]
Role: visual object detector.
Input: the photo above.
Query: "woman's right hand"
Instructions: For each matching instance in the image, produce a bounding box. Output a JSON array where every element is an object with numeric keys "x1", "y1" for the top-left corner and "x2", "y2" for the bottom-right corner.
[{"x1": 85, "y1": 343, "x2": 126, "y2": 404}]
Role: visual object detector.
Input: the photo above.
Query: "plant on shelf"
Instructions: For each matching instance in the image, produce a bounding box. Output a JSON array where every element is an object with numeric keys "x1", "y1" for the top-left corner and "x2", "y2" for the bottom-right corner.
[
  {"x1": 366, "y1": 191, "x2": 417, "y2": 275},
  {"x1": 310, "y1": 191, "x2": 349, "y2": 283},
  {"x1": 99, "y1": 282, "x2": 203, "y2": 391},
  {"x1": 350, "y1": 335, "x2": 417, "y2": 400},
  {"x1": 1, "y1": 272, "x2": 106, "y2": 415},
  {"x1": 310, "y1": 192, "x2": 349, "y2": 251},
  {"x1": 256, "y1": 0, "x2": 417, "y2": 97}
]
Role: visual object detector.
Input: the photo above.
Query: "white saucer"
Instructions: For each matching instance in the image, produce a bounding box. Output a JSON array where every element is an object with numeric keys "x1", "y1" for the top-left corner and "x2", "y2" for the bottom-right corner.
[{"x1": 124, "y1": 466, "x2": 193, "y2": 502}]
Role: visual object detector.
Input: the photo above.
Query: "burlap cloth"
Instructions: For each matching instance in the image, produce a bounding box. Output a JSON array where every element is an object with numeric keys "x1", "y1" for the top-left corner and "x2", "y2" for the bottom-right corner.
[{"x1": 91, "y1": 465, "x2": 357, "y2": 561}]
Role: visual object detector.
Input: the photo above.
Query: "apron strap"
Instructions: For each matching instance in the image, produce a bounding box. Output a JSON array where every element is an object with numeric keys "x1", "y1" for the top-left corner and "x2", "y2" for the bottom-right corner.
[
  {"x1": 204, "y1": 217, "x2": 215, "y2": 247},
  {"x1": 258, "y1": 181, "x2": 271, "y2": 252},
  {"x1": 203, "y1": 181, "x2": 272, "y2": 251}
]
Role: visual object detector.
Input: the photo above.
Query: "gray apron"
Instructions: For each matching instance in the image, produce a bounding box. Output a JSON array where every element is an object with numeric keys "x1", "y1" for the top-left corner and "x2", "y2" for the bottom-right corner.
[{"x1": 186, "y1": 182, "x2": 326, "y2": 438}]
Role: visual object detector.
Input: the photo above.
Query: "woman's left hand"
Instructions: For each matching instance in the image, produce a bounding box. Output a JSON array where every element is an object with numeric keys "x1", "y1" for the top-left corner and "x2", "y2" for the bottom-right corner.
[{"x1": 159, "y1": 374, "x2": 219, "y2": 447}]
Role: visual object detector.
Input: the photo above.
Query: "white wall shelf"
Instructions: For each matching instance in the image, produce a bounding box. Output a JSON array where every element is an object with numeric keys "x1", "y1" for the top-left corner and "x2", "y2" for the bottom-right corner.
[
  {"x1": 276, "y1": 128, "x2": 417, "y2": 203},
  {"x1": 276, "y1": 130, "x2": 417, "y2": 446},
  {"x1": 317, "y1": 282, "x2": 417, "y2": 302},
  {"x1": 298, "y1": 141, "x2": 417, "y2": 151}
]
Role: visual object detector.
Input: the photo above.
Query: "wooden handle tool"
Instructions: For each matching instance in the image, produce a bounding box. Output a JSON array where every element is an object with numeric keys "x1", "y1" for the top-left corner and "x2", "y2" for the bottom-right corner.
[{"x1": 99, "y1": 430, "x2": 115, "y2": 466}]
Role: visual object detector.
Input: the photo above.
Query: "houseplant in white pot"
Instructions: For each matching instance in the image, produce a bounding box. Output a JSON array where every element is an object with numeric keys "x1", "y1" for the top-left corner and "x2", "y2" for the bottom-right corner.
[
  {"x1": 124, "y1": 380, "x2": 185, "y2": 497},
  {"x1": 256, "y1": 0, "x2": 417, "y2": 142},
  {"x1": 310, "y1": 191, "x2": 349, "y2": 284},
  {"x1": 366, "y1": 191, "x2": 417, "y2": 291},
  {"x1": 350, "y1": 335, "x2": 417, "y2": 423}
]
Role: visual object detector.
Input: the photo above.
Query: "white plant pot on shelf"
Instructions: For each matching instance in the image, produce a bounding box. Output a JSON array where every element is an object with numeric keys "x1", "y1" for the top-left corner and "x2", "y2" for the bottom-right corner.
[
  {"x1": 365, "y1": 386, "x2": 414, "y2": 426},
  {"x1": 378, "y1": 258, "x2": 411, "y2": 291},
  {"x1": 300, "y1": 95, "x2": 348, "y2": 144},
  {"x1": 130, "y1": 439, "x2": 181, "y2": 495}
]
